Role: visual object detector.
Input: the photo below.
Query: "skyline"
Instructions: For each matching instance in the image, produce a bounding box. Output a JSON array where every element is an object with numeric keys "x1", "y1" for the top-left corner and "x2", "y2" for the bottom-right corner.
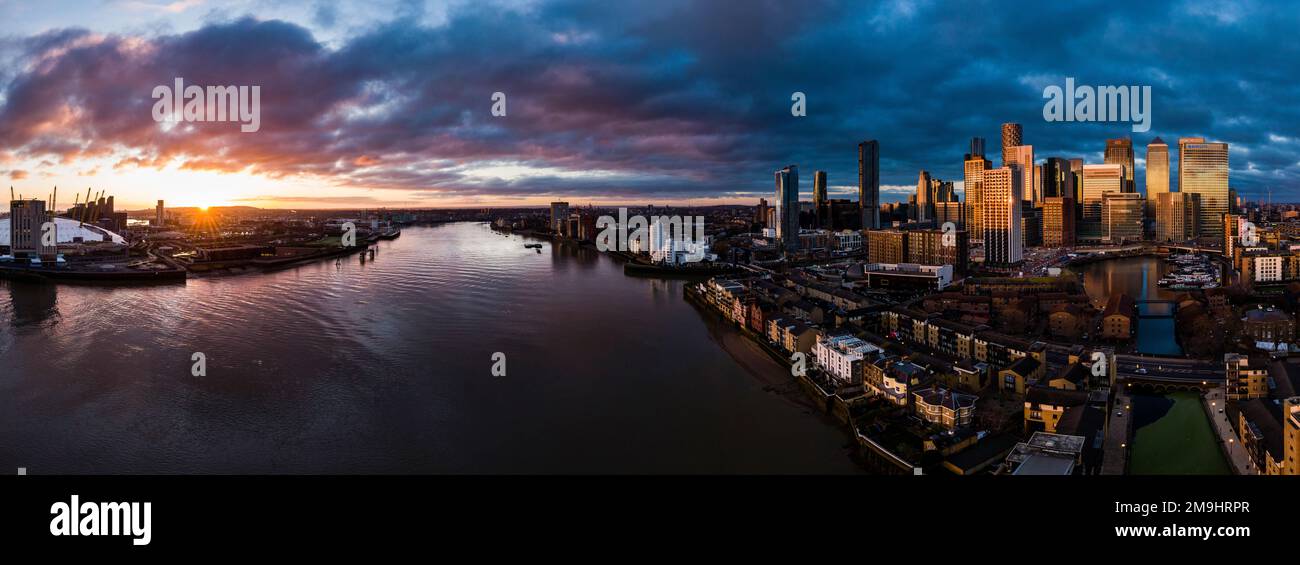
[{"x1": 1, "y1": 1, "x2": 1299, "y2": 209}]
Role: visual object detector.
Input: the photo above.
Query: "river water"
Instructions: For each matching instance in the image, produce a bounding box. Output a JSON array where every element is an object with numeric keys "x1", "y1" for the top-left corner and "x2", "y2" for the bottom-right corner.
[
  {"x1": 1078, "y1": 255, "x2": 1182, "y2": 356},
  {"x1": 0, "y1": 222, "x2": 860, "y2": 474}
]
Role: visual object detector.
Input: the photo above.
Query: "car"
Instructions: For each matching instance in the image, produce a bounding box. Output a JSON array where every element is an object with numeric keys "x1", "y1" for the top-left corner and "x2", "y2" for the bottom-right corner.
[{"x1": 1134, "y1": 368, "x2": 1148, "y2": 374}]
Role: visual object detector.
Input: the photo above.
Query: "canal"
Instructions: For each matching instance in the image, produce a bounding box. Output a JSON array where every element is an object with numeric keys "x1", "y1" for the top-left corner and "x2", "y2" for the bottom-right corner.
[
  {"x1": 1127, "y1": 391, "x2": 1230, "y2": 475},
  {"x1": 1078, "y1": 256, "x2": 1229, "y2": 474},
  {"x1": 1078, "y1": 255, "x2": 1182, "y2": 356}
]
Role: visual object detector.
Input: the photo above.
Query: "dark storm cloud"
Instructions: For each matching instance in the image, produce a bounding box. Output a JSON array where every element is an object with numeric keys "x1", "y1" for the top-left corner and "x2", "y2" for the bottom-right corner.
[{"x1": 0, "y1": 0, "x2": 1296, "y2": 202}]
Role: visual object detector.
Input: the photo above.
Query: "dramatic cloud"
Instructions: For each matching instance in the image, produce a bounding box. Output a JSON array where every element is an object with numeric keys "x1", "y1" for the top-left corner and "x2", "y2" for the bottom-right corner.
[{"x1": 0, "y1": 0, "x2": 1297, "y2": 204}]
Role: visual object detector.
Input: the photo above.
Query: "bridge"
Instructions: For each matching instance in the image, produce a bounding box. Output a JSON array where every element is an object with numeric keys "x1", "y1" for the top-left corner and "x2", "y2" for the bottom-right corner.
[
  {"x1": 1117, "y1": 372, "x2": 1224, "y2": 393},
  {"x1": 1156, "y1": 243, "x2": 1224, "y2": 256},
  {"x1": 1113, "y1": 354, "x2": 1223, "y2": 393}
]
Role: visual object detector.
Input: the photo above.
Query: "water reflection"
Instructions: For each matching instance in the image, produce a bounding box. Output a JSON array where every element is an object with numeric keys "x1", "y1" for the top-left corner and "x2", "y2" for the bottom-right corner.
[
  {"x1": 5, "y1": 280, "x2": 58, "y2": 328},
  {"x1": 1079, "y1": 256, "x2": 1182, "y2": 356},
  {"x1": 0, "y1": 223, "x2": 860, "y2": 474}
]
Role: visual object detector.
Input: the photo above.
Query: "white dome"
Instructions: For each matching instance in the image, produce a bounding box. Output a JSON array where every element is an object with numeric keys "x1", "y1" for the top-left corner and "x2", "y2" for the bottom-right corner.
[{"x1": 0, "y1": 216, "x2": 127, "y2": 245}]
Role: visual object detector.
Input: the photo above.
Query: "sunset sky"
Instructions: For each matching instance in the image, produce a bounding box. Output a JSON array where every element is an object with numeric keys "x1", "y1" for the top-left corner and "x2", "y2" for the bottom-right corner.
[{"x1": 0, "y1": 0, "x2": 1297, "y2": 209}]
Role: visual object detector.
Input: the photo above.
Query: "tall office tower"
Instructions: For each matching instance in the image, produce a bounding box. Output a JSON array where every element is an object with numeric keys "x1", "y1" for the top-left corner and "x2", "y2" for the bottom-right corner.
[
  {"x1": 982, "y1": 165, "x2": 1024, "y2": 266},
  {"x1": 8, "y1": 198, "x2": 56, "y2": 259},
  {"x1": 549, "y1": 201, "x2": 570, "y2": 232},
  {"x1": 1145, "y1": 137, "x2": 1169, "y2": 221},
  {"x1": 1004, "y1": 144, "x2": 1036, "y2": 204},
  {"x1": 1081, "y1": 164, "x2": 1124, "y2": 240},
  {"x1": 1179, "y1": 137, "x2": 1229, "y2": 239},
  {"x1": 1223, "y1": 213, "x2": 1241, "y2": 259},
  {"x1": 775, "y1": 165, "x2": 800, "y2": 253},
  {"x1": 1000, "y1": 123, "x2": 1022, "y2": 167},
  {"x1": 1104, "y1": 138, "x2": 1136, "y2": 192},
  {"x1": 813, "y1": 170, "x2": 828, "y2": 228},
  {"x1": 915, "y1": 170, "x2": 934, "y2": 222},
  {"x1": 859, "y1": 140, "x2": 880, "y2": 230},
  {"x1": 1155, "y1": 192, "x2": 1199, "y2": 242},
  {"x1": 1021, "y1": 202, "x2": 1043, "y2": 248},
  {"x1": 1229, "y1": 188, "x2": 1240, "y2": 214},
  {"x1": 964, "y1": 155, "x2": 991, "y2": 243},
  {"x1": 1041, "y1": 157, "x2": 1072, "y2": 199},
  {"x1": 1034, "y1": 165, "x2": 1043, "y2": 204},
  {"x1": 1068, "y1": 159, "x2": 1084, "y2": 216},
  {"x1": 755, "y1": 198, "x2": 770, "y2": 228},
  {"x1": 1042, "y1": 197, "x2": 1076, "y2": 248},
  {"x1": 156, "y1": 199, "x2": 165, "y2": 227},
  {"x1": 969, "y1": 136, "x2": 986, "y2": 159},
  {"x1": 1103, "y1": 193, "x2": 1145, "y2": 243}
]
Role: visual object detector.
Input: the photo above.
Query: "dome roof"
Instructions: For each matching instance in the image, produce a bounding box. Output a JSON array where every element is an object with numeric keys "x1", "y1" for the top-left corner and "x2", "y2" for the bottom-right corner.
[{"x1": 0, "y1": 216, "x2": 127, "y2": 245}]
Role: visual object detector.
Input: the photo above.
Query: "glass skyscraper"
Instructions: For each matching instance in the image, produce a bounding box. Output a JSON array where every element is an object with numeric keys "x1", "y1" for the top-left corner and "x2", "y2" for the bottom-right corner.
[
  {"x1": 775, "y1": 165, "x2": 800, "y2": 252},
  {"x1": 1178, "y1": 137, "x2": 1229, "y2": 239},
  {"x1": 859, "y1": 140, "x2": 880, "y2": 230}
]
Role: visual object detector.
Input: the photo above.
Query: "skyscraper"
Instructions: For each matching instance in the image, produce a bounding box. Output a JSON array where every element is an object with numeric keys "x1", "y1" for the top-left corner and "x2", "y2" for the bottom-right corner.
[
  {"x1": 9, "y1": 198, "x2": 54, "y2": 259},
  {"x1": 1102, "y1": 192, "x2": 1144, "y2": 243},
  {"x1": 1155, "y1": 192, "x2": 1199, "y2": 242},
  {"x1": 775, "y1": 165, "x2": 800, "y2": 253},
  {"x1": 1081, "y1": 164, "x2": 1124, "y2": 240},
  {"x1": 156, "y1": 199, "x2": 165, "y2": 227},
  {"x1": 859, "y1": 140, "x2": 880, "y2": 230},
  {"x1": 982, "y1": 165, "x2": 1024, "y2": 266},
  {"x1": 964, "y1": 155, "x2": 991, "y2": 243},
  {"x1": 1145, "y1": 138, "x2": 1169, "y2": 228},
  {"x1": 549, "y1": 201, "x2": 570, "y2": 232},
  {"x1": 1004, "y1": 144, "x2": 1036, "y2": 205},
  {"x1": 1043, "y1": 196, "x2": 1076, "y2": 248},
  {"x1": 1041, "y1": 157, "x2": 1073, "y2": 200},
  {"x1": 915, "y1": 170, "x2": 933, "y2": 222},
  {"x1": 813, "y1": 170, "x2": 828, "y2": 228},
  {"x1": 1000, "y1": 123, "x2": 1022, "y2": 168},
  {"x1": 1104, "y1": 138, "x2": 1136, "y2": 193},
  {"x1": 1179, "y1": 137, "x2": 1229, "y2": 239}
]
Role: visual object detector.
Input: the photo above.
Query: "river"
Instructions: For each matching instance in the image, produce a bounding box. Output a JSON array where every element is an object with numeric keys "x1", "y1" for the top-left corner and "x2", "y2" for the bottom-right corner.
[{"x1": 0, "y1": 222, "x2": 860, "y2": 474}]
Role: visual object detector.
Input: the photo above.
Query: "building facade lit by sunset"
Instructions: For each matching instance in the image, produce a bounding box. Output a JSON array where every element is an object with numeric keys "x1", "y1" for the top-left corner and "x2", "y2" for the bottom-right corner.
[
  {"x1": 982, "y1": 165, "x2": 1023, "y2": 266},
  {"x1": 1000, "y1": 123, "x2": 1022, "y2": 168},
  {"x1": 1081, "y1": 164, "x2": 1124, "y2": 241},
  {"x1": 1178, "y1": 138, "x2": 1229, "y2": 239},
  {"x1": 1043, "y1": 196, "x2": 1075, "y2": 248},
  {"x1": 1155, "y1": 192, "x2": 1199, "y2": 242},
  {"x1": 964, "y1": 152, "x2": 991, "y2": 244},
  {"x1": 1145, "y1": 138, "x2": 1169, "y2": 221},
  {"x1": 1004, "y1": 144, "x2": 1036, "y2": 205},
  {"x1": 1104, "y1": 138, "x2": 1136, "y2": 193},
  {"x1": 1103, "y1": 192, "x2": 1144, "y2": 243}
]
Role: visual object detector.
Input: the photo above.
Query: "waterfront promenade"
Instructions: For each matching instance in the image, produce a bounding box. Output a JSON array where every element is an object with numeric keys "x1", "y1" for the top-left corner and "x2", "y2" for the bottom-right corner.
[{"x1": 1204, "y1": 387, "x2": 1256, "y2": 475}]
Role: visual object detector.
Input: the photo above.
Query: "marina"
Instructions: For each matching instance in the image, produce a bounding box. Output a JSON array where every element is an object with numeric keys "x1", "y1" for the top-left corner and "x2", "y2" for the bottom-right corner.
[{"x1": 1157, "y1": 253, "x2": 1220, "y2": 290}]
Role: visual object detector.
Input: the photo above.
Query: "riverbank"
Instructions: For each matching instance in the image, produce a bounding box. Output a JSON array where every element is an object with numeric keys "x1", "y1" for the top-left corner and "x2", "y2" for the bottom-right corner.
[
  {"x1": 684, "y1": 284, "x2": 872, "y2": 471},
  {"x1": 492, "y1": 223, "x2": 742, "y2": 280}
]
